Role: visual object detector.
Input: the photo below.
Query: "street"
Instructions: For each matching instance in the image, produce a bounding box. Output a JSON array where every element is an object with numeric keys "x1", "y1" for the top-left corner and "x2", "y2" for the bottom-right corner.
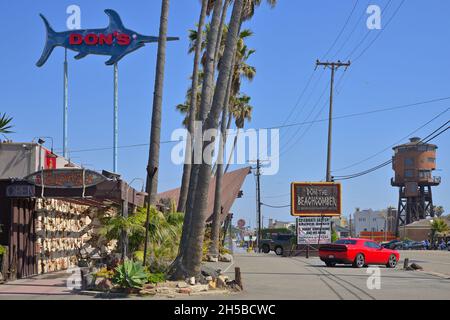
[
  {"x1": 0, "y1": 251, "x2": 449, "y2": 300},
  {"x1": 217, "y1": 252, "x2": 450, "y2": 300}
]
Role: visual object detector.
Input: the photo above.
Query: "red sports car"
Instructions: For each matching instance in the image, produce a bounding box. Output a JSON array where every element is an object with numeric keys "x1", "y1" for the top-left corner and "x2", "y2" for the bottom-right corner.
[{"x1": 319, "y1": 238, "x2": 400, "y2": 268}]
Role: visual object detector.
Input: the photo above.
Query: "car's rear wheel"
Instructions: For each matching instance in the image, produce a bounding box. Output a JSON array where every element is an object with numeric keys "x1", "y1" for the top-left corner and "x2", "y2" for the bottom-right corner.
[
  {"x1": 275, "y1": 246, "x2": 283, "y2": 256},
  {"x1": 353, "y1": 253, "x2": 365, "y2": 268},
  {"x1": 386, "y1": 254, "x2": 397, "y2": 268},
  {"x1": 262, "y1": 244, "x2": 270, "y2": 254}
]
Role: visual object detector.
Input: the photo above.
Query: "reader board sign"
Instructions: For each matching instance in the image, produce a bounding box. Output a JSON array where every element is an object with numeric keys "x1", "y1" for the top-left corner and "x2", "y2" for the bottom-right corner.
[
  {"x1": 297, "y1": 217, "x2": 331, "y2": 245},
  {"x1": 291, "y1": 182, "x2": 341, "y2": 217}
]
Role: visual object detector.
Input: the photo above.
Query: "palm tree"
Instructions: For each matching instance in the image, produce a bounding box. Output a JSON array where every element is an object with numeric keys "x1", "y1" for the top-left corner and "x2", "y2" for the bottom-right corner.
[
  {"x1": 177, "y1": 0, "x2": 209, "y2": 214},
  {"x1": 224, "y1": 94, "x2": 253, "y2": 173},
  {"x1": 0, "y1": 113, "x2": 13, "y2": 134},
  {"x1": 144, "y1": 0, "x2": 172, "y2": 266},
  {"x1": 146, "y1": 0, "x2": 171, "y2": 202},
  {"x1": 170, "y1": 0, "x2": 225, "y2": 279},
  {"x1": 181, "y1": 0, "x2": 245, "y2": 278},
  {"x1": 433, "y1": 206, "x2": 445, "y2": 218},
  {"x1": 430, "y1": 218, "x2": 449, "y2": 244}
]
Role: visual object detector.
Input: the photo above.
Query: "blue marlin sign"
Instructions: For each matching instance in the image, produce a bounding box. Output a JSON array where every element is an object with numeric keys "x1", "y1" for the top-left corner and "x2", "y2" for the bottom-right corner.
[{"x1": 37, "y1": 9, "x2": 179, "y2": 67}]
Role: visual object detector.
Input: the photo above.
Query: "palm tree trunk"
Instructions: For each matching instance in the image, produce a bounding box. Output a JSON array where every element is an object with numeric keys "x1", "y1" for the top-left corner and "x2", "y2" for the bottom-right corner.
[
  {"x1": 207, "y1": 80, "x2": 231, "y2": 258},
  {"x1": 146, "y1": 0, "x2": 170, "y2": 203},
  {"x1": 169, "y1": 0, "x2": 224, "y2": 280},
  {"x1": 177, "y1": 0, "x2": 209, "y2": 213},
  {"x1": 212, "y1": 0, "x2": 231, "y2": 78},
  {"x1": 224, "y1": 128, "x2": 239, "y2": 174},
  {"x1": 183, "y1": 0, "x2": 244, "y2": 278}
]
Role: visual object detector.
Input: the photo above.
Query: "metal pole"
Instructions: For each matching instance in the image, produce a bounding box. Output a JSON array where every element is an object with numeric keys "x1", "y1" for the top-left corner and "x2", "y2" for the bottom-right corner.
[
  {"x1": 256, "y1": 159, "x2": 262, "y2": 253},
  {"x1": 63, "y1": 49, "x2": 68, "y2": 158},
  {"x1": 113, "y1": 63, "x2": 119, "y2": 172}
]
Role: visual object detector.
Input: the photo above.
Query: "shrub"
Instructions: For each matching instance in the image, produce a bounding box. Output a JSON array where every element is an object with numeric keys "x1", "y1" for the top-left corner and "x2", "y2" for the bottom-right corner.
[
  {"x1": 147, "y1": 272, "x2": 166, "y2": 284},
  {"x1": 0, "y1": 245, "x2": 6, "y2": 256},
  {"x1": 112, "y1": 260, "x2": 149, "y2": 289}
]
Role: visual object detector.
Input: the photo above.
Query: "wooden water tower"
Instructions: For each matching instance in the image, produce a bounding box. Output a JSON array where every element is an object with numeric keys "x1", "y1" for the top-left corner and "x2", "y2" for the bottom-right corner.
[{"x1": 391, "y1": 137, "x2": 441, "y2": 234}]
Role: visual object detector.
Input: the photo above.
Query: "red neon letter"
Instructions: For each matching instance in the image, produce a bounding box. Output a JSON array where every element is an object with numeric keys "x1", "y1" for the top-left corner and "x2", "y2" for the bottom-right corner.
[
  {"x1": 116, "y1": 33, "x2": 131, "y2": 46},
  {"x1": 69, "y1": 33, "x2": 83, "y2": 45},
  {"x1": 99, "y1": 34, "x2": 113, "y2": 45},
  {"x1": 84, "y1": 33, "x2": 99, "y2": 45}
]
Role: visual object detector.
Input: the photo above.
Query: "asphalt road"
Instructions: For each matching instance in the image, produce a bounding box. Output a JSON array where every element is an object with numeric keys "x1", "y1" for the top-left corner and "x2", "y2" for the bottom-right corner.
[
  {"x1": 215, "y1": 251, "x2": 450, "y2": 300},
  {"x1": 0, "y1": 251, "x2": 449, "y2": 300}
]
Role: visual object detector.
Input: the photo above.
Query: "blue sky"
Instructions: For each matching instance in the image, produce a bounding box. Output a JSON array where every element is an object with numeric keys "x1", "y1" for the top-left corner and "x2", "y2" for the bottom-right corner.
[{"x1": 0, "y1": 1, "x2": 449, "y2": 227}]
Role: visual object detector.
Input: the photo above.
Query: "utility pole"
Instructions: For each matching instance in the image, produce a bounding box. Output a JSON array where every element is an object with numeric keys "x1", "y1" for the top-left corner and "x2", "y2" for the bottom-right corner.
[
  {"x1": 315, "y1": 60, "x2": 351, "y2": 182},
  {"x1": 256, "y1": 159, "x2": 262, "y2": 253}
]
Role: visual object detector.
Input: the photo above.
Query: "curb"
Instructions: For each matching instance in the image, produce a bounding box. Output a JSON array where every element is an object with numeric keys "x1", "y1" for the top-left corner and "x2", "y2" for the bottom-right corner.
[
  {"x1": 78, "y1": 290, "x2": 130, "y2": 299},
  {"x1": 417, "y1": 270, "x2": 450, "y2": 280}
]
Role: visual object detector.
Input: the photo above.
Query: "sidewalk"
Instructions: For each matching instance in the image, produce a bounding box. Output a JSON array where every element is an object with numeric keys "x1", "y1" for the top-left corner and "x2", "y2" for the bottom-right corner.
[{"x1": 0, "y1": 271, "x2": 78, "y2": 299}]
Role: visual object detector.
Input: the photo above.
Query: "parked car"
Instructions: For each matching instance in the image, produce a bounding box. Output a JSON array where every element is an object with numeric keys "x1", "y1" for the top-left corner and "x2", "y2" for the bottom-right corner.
[
  {"x1": 260, "y1": 234, "x2": 295, "y2": 256},
  {"x1": 400, "y1": 240, "x2": 425, "y2": 250},
  {"x1": 381, "y1": 240, "x2": 403, "y2": 250},
  {"x1": 319, "y1": 238, "x2": 400, "y2": 268}
]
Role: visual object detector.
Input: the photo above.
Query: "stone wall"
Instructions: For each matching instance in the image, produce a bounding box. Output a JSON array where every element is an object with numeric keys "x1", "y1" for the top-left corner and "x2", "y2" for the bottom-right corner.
[{"x1": 35, "y1": 199, "x2": 117, "y2": 274}]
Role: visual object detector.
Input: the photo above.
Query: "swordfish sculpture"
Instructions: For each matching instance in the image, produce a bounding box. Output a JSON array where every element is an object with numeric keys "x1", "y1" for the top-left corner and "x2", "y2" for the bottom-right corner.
[{"x1": 36, "y1": 9, "x2": 179, "y2": 67}]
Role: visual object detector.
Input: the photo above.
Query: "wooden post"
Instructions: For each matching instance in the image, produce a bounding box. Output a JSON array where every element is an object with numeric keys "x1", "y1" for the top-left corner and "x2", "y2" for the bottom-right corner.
[
  {"x1": 235, "y1": 267, "x2": 243, "y2": 290},
  {"x1": 403, "y1": 258, "x2": 409, "y2": 269}
]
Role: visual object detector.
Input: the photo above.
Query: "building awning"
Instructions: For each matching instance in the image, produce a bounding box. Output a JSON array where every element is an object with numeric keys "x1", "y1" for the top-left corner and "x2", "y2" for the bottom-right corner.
[
  {"x1": 0, "y1": 169, "x2": 145, "y2": 208},
  {"x1": 156, "y1": 167, "x2": 251, "y2": 223}
]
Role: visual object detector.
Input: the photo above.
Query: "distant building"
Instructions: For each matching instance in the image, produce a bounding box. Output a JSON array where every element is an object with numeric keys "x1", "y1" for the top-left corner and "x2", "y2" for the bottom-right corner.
[
  {"x1": 399, "y1": 216, "x2": 450, "y2": 241},
  {"x1": 334, "y1": 225, "x2": 350, "y2": 238},
  {"x1": 0, "y1": 142, "x2": 76, "y2": 179},
  {"x1": 353, "y1": 208, "x2": 396, "y2": 236},
  {"x1": 268, "y1": 219, "x2": 295, "y2": 230}
]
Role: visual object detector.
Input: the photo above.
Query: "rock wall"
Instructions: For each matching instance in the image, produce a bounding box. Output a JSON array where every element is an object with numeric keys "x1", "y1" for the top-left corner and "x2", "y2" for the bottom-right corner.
[{"x1": 35, "y1": 199, "x2": 117, "y2": 274}]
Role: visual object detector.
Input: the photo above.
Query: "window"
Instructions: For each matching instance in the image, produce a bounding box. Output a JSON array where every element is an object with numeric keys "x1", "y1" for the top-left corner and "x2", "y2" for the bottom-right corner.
[
  {"x1": 418, "y1": 145, "x2": 427, "y2": 152},
  {"x1": 364, "y1": 241, "x2": 381, "y2": 249},
  {"x1": 419, "y1": 170, "x2": 431, "y2": 179},
  {"x1": 335, "y1": 239, "x2": 357, "y2": 245},
  {"x1": 404, "y1": 158, "x2": 414, "y2": 166},
  {"x1": 428, "y1": 158, "x2": 436, "y2": 164},
  {"x1": 405, "y1": 169, "x2": 415, "y2": 178}
]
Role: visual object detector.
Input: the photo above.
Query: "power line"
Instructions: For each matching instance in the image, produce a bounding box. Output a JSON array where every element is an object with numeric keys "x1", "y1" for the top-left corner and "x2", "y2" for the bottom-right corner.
[
  {"x1": 344, "y1": 0, "x2": 393, "y2": 60},
  {"x1": 278, "y1": 71, "x2": 347, "y2": 157},
  {"x1": 423, "y1": 125, "x2": 450, "y2": 144},
  {"x1": 280, "y1": 0, "x2": 362, "y2": 140},
  {"x1": 352, "y1": 0, "x2": 406, "y2": 63},
  {"x1": 334, "y1": 122, "x2": 450, "y2": 181},
  {"x1": 332, "y1": 0, "x2": 371, "y2": 59},
  {"x1": 266, "y1": 96, "x2": 450, "y2": 131},
  {"x1": 321, "y1": 0, "x2": 360, "y2": 60},
  {"x1": 57, "y1": 96, "x2": 450, "y2": 155},
  {"x1": 332, "y1": 108, "x2": 449, "y2": 172},
  {"x1": 261, "y1": 203, "x2": 290, "y2": 209}
]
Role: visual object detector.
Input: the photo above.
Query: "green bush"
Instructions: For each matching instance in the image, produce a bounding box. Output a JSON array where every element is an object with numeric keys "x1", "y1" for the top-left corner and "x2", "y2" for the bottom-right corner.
[
  {"x1": 147, "y1": 272, "x2": 166, "y2": 284},
  {"x1": 0, "y1": 245, "x2": 6, "y2": 256},
  {"x1": 112, "y1": 260, "x2": 149, "y2": 289}
]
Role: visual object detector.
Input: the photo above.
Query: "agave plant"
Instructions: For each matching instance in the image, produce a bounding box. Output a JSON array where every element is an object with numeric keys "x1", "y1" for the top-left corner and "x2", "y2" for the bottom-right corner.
[{"x1": 112, "y1": 260, "x2": 149, "y2": 289}]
